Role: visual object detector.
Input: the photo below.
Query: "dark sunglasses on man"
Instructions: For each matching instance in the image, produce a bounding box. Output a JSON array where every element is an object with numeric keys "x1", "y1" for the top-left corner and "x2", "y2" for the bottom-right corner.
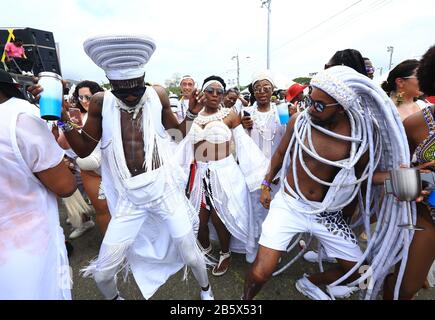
[
  {"x1": 204, "y1": 87, "x2": 224, "y2": 95},
  {"x1": 304, "y1": 95, "x2": 340, "y2": 113},
  {"x1": 111, "y1": 86, "x2": 147, "y2": 100}
]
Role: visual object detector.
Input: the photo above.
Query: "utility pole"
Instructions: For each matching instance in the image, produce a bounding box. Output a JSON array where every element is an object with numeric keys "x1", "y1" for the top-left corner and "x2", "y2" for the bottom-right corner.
[
  {"x1": 232, "y1": 54, "x2": 240, "y2": 89},
  {"x1": 387, "y1": 46, "x2": 394, "y2": 71},
  {"x1": 261, "y1": 0, "x2": 272, "y2": 69}
]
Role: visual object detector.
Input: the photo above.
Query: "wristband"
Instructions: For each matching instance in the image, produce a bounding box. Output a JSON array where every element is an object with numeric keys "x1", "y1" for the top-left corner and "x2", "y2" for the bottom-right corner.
[
  {"x1": 261, "y1": 180, "x2": 272, "y2": 191},
  {"x1": 57, "y1": 120, "x2": 75, "y2": 133},
  {"x1": 186, "y1": 109, "x2": 198, "y2": 120},
  {"x1": 262, "y1": 180, "x2": 271, "y2": 188}
]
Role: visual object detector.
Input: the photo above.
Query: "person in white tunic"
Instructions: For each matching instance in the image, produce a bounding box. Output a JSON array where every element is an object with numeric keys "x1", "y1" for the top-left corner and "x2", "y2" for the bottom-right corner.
[
  {"x1": 32, "y1": 35, "x2": 213, "y2": 300},
  {"x1": 241, "y1": 72, "x2": 287, "y2": 231},
  {"x1": 0, "y1": 70, "x2": 77, "y2": 299}
]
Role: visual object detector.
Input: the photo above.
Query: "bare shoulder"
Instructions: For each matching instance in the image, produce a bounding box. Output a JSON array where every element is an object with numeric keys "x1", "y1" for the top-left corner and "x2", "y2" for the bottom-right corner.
[
  {"x1": 88, "y1": 92, "x2": 105, "y2": 116},
  {"x1": 152, "y1": 85, "x2": 170, "y2": 107},
  {"x1": 287, "y1": 112, "x2": 300, "y2": 129},
  {"x1": 403, "y1": 108, "x2": 424, "y2": 127},
  {"x1": 403, "y1": 109, "x2": 425, "y2": 135}
]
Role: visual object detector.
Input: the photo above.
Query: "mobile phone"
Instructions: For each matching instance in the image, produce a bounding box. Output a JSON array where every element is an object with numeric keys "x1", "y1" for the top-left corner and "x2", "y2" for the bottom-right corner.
[{"x1": 68, "y1": 107, "x2": 83, "y2": 127}]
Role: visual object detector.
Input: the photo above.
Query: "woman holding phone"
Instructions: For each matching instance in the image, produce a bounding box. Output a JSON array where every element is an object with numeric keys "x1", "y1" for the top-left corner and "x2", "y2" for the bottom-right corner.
[
  {"x1": 58, "y1": 81, "x2": 110, "y2": 238},
  {"x1": 178, "y1": 76, "x2": 268, "y2": 276}
]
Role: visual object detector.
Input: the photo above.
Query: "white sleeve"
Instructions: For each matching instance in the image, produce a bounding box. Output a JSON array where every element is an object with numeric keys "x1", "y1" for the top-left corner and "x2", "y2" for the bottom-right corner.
[
  {"x1": 15, "y1": 113, "x2": 65, "y2": 173},
  {"x1": 232, "y1": 124, "x2": 270, "y2": 191}
]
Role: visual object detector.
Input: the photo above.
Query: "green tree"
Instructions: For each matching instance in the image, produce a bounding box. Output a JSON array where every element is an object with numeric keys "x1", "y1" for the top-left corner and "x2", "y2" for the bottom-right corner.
[{"x1": 293, "y1": 77, "x2": 311, "y2": 85}]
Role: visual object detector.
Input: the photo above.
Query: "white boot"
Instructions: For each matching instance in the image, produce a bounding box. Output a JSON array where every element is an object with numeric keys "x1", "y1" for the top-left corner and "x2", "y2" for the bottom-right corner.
[{"x1": 200, "y1": 286, "x2": 214, "y2": 300}]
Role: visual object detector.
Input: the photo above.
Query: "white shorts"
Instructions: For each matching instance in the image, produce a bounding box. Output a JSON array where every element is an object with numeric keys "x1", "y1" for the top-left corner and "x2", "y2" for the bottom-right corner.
[{"x1": 259, "y1": 190, "x2": 363, "y2": 262}]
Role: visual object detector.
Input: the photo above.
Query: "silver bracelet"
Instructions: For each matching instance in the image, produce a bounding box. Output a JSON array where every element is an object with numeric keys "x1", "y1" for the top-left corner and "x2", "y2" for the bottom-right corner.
[{"x1": 186, "y1": 109, "x2": 198, "y2": 120}]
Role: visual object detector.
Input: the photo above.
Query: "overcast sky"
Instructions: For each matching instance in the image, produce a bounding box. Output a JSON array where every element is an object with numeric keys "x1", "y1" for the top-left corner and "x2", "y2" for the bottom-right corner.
[{"x1": 2, "y1": 0, "x2": 434, "y2": 88}]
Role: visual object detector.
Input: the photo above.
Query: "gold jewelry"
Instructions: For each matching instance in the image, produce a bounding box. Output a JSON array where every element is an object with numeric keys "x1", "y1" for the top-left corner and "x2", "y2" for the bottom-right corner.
[
  {"x1": 260, "y1": 184, "x2": 272, "y2": 192},
  {"x1": 396, "y1": 91, "x2": 404, "y2": 106}
]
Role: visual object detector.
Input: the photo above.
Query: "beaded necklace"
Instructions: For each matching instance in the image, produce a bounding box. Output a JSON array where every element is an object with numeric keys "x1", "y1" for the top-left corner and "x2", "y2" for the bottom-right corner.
[
  {"x1": 251, "y1": 105, "x2": 278, "y2": 142},
  {"x1": 194, "y1": 107, "x2": 231, "y2": 126}
]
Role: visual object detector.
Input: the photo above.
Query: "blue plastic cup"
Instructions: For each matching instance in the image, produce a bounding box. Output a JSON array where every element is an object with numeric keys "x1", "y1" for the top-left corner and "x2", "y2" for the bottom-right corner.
[
  {"x1": 276, "y1": 103, "x2": 290, "y2": 125},
  {"x1": 38, "y1": 72, "x2": 63, "y2": 121},
  {"x1": 427, "y1": 190, "x2": 435, "y2": 207}
]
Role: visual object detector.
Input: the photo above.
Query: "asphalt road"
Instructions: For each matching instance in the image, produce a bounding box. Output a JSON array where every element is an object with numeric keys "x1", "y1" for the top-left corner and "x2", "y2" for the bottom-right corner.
[{"x1": 60, "y1": 204, "x2": 434, "y2": 301}]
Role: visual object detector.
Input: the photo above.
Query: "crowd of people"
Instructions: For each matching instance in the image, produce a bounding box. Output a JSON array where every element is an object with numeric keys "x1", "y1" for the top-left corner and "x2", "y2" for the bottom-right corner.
[{"x1": 0, "y1": 34, "x2": 434, "y2": 301}]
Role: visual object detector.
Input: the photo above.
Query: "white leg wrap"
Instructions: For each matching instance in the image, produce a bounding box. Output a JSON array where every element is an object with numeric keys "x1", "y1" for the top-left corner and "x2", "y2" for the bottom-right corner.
[{"x1": 81, "y1": 241, "x2": 132, "y2": 299}]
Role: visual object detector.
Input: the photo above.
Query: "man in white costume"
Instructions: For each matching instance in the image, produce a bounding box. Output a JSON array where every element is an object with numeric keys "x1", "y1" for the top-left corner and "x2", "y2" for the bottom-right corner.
[
  {"x1": 176, "y1": 75, "x2": 196, "y2": 123},
  {"x1": 0, "y1": 70, "x2": 77, "y2": 299},
  {"x1": 48, "y1": 35, "x2": 213, "y2": 300},
  {"x1": 243, "y1": 66, "x2": 410, "y2": 300}
]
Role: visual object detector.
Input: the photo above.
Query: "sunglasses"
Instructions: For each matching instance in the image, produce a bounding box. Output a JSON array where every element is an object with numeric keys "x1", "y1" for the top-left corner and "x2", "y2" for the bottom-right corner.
[
  {"x1": 254, "y1": 85, "x2": 273, "y2": 94},
  {"x1": 78, "y1": 94, "x2": 93, "y2": 102},
  {"x1": 204, "y1": 87, "x2": 224, "y2": 95},
  {"x1": 111, "y1": 87, "x2": 146, "y2": 100},
  {"x1": 304, "y1": 95, "x2": 340, "y2": 112},
  {"x1": 366, "y1": 67, "x2": 375, "y2": 74}
]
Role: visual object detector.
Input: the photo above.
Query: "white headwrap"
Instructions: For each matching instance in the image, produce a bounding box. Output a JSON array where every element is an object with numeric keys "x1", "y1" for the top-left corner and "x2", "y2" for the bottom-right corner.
[
  {"x1": 251, "y1": 70, "x2": 275, "y2": 88},
  {"x1": 179, "y1": 75, "x2": 195, "y2": 87},
  {"x1": 310, "y1": 66, "x2": 359, "y2": 109},
  {"x1": 202, "y1": 80, "x2": 224, "y2": 91},
  {"x1": 83, "y1": 35, "x2": 156, "y2": 81}
]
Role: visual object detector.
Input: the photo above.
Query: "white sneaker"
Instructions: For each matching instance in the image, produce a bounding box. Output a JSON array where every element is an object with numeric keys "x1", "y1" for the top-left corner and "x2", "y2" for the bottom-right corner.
[
  {"x1": 303, "y1": 251, "x2": 337, "y2": 264},
  {"x1": 328, "y1": 286, "x2": 359, "y2": 299},
  {"x1": 21, "y1": 71, "x2": 27, "y2": 75},
  {"x1": 295, "y1": 274, "x2": 331, "y2": 300},
  {"x1": 69, "y1": 220, "x2": 95, "y2": 239},
  {"x1": 200, "y1": 286, "x2": 214, "y2": 300}
]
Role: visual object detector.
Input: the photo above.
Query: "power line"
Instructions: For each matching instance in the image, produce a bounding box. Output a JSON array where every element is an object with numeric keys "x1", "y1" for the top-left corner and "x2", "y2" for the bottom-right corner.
[
  {"x1": 272, "y1": 0, "x2": 392, "y2": 59},
  {"x1": 273, "y1": 0, "x2": 363, "y2": 52}
]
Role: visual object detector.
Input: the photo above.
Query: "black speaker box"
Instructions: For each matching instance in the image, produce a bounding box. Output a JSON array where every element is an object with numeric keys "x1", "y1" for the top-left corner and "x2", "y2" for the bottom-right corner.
[
  {"x1": 14, "y1": 28, "x2": 56, "y2": 48},
  {"x1": 25, "y1": 46, "x2": 58, "y2": 62},
  {"x1": 0, "y1": 28, "x2": 61, "y2": 75}
]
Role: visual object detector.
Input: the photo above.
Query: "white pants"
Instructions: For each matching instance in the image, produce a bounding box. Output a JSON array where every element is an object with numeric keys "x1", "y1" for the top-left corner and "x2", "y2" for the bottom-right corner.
[
  {"x1": 260, "y1": 190, "x2": 363, "y2": 262},
  {"x1": 83, "y1": 188, "x2": 209, "y2": 299}
]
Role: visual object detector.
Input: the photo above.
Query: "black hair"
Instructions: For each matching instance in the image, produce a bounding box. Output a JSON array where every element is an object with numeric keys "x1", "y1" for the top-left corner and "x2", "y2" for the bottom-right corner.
[
  {"x1": 13, "y1": 38, "x2": 23, "y2": 43},
  {"x1": 417, "y1": 45, "x2": 435, "y2": 96},
  {"x1": 248, "y1": 83, "x2": 256, "y2": 105},
  {"x1": 381, "y1": 59, "x2": 420, "y2": 95},
  {"x1": 0, "y1": 83, "x2": 24, "y2": 99},
  {"x1": 326, "y1": 49, "x2": 368, "y2": 76},
  {"x1": 73, "y1": 80, "x2": 104, "y2": 113},
  {"x1": 225, "y1": 87, "x2": 239, "y2": 96},
  {"x1": 202, "y1": 75, "x2": 226, "y2": 91}
]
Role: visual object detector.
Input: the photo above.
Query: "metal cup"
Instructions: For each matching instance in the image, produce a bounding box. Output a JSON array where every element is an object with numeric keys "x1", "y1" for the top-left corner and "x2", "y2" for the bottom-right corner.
[
  {"x1": 390, "y1": 168, "x2": 422, "y2": 201},
  {"x1": 389, "y1": 168, "x2": 424, "y2": 231}
]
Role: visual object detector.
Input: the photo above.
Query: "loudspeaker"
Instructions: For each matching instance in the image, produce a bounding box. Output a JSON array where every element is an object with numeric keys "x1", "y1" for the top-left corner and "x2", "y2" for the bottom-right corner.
[
  {"x1": 14, "y1": 28, "x2": 56, "y2": 48},
  {"x1": 25, "y1": 46, "x2": 61, "y2": 75},
  {"x1": 0, "y1": 28, "x2": 62, "y2": 76},
  {"x1": 25, "y1": 46, "x2": 58, "y2": 61}
]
